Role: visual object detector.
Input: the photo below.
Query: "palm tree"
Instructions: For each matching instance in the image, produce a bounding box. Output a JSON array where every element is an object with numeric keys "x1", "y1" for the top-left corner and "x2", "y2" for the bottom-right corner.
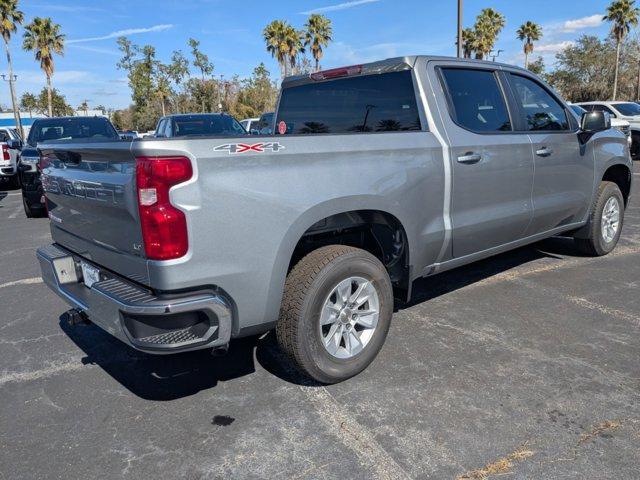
[
  {"x1": 78, "y1": 100, "x2": 88, "y2": 116},
  {"x1": 264, "y1": 20, "x2": 290, "y2": 79},
  {"x1": 23, "y1": 17, "x2": 64, "y2": 117},
  {"x1": 304, "y1": 14, "x2": 332, "y2": 72},
  {"x1": 461, "y1": 28, "x2": 476, "y2": 58},
  {"x1": 516, "y1": 21, "x2": 542, "y2": 69},
  {"x1": 603, "y1": 0, "x2": 639, "y2": 100},
  {"x1": 285, "y1": 25, "x2": 305, "y2": 75},
  {"x1": 0, "y1": 0, "x2": 24, "y2": 137},
  {"x1": 473, "y1": 8, "x2": 505, "y2": 60}
]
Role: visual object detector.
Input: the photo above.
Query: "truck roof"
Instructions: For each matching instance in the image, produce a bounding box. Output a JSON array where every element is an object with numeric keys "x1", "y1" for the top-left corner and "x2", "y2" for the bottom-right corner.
[{"x1": 281, "y1": 55, "x2": 532, "y2": 88}]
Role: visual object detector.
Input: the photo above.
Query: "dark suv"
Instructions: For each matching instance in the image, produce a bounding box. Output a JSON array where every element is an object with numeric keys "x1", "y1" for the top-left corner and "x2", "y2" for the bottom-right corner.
[
  {"x1": 19, "y1": 116, "x2": 119, "y2": 217},
  {"x1": 154, "y1": 113, "x2": 246, "y2": 138}
]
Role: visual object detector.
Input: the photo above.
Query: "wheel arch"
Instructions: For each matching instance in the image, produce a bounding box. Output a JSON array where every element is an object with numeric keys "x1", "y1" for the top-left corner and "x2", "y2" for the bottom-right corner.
[
  {"x1": 263, "y1": 196, "x2": 413, "y2": 325},
  {"x1": 602, "y1": 162, "x2": 632, "y2": 207}
]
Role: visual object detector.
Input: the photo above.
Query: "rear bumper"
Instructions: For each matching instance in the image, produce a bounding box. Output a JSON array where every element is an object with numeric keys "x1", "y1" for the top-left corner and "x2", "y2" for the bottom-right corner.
[
  {"x1": 0, "y1": 166, "x2": 15, "y2": 176},
  {"x1": 37, "y1": 244, "x2": 233, "y2": 354}
]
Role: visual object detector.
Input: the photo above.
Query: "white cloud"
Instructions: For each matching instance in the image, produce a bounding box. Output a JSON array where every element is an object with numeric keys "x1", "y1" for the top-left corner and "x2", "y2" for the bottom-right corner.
[
  {"x1": 535, "y1": 41, "x2": 575, "y2": 53},
  {"x1": 68, "y1": 45, "x2": 121, "y2": 56},
  {"x1": 301, "y1": 0, "x2": 379, "y2": 15},
  {"x1": 14, "y1": 70, "x2": 93, "y2": 85},
  {"x1": 323, "y1": 41, "x2": 416, "y2": 65},
  {"x1": 67, "y1": 24, "x2": 173, "y2": 44},
  {"x1": 562, "y1": 14, "x2": 603, "y2": 33}
]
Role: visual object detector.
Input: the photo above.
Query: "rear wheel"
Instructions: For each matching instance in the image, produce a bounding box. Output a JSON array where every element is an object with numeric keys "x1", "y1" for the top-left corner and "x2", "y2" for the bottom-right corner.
[
  {"x1": 574, "y1": 181, "x2": 624, "y2": 256},
  {"x1": 276, "y1": 245, "x2": 393, "y2": 384}
]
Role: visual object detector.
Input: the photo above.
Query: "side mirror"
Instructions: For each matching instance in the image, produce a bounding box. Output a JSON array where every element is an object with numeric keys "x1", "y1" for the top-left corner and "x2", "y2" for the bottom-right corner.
[
  {"x1": 7, "y1": 139, "x2": 22, "y2": 150},
  {"x1": 581, "y1": 111, "x2": 611, "y2": 133}
]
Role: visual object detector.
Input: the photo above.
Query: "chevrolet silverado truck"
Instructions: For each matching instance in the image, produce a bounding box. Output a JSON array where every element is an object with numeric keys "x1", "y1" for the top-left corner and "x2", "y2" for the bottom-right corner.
[{"x1": 36, "y1": 56, "x2": 633, "y2": 383}]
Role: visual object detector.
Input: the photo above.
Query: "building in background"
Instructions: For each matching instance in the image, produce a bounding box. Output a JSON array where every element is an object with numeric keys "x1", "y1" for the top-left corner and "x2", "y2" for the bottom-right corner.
[{"x1": 0, "y1": 110, "x2": 107, "y2": 137}]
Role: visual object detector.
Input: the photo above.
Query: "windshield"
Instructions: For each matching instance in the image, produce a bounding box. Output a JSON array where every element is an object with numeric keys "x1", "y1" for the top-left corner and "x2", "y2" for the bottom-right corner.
[
  {"x1": 614, "y1": 102, "x2": 640, "y2": 116},
  {"x1": 172, "y1": 115, "x2": 246, "y2": 137},
  {"x1": 27, "y1": 117, "x2": 119, "y2": 146}
]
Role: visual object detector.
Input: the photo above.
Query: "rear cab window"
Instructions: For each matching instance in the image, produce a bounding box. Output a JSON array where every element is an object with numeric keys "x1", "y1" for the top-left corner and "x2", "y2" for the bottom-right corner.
[
  {"x1": 439, "y1": 68, "x2": 512, "y2": 132},
  {"x1": 276, "y1": 70, "x2": 421, "y2": 134}
]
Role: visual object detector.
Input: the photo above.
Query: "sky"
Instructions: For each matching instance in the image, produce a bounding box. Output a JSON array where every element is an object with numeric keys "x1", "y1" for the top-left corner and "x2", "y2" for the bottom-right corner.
[{"x1": 0, "y1": 0, "x2": 621, "y2": 110}]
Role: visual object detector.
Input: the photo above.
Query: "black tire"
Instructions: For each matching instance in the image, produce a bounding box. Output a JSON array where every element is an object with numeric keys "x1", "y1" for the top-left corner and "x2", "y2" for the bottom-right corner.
[
  {"x1": 574, "y1": 181, "x2": 624, "y2": 256},
  {"x1": 22, "y1": 194, "x2": 46, "y2": 218},
  {"x1": 276, "y1": 245, "x2": 393, "y2": 384},
  {"x1": 22, "y1": 195, "x2": 35, "y2": 218}
]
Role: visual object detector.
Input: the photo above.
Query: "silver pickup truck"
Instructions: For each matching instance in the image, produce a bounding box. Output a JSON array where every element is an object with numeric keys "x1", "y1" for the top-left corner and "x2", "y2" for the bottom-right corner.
[{"x1": 36, "y1": 56, "x2": 633, "y2": 383}]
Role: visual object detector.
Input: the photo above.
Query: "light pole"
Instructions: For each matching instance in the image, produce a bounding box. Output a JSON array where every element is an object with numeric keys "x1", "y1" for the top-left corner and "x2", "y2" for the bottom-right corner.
[
  {"x1": 490, "y1": 49, "x2": 504, "y2": 62},
  {"x1": 218, "y1": 74, "x2": 224, "y2": 112},
  {"x1": 457, "y1": 0, "x2": 463, "y2": 58},
  {"x1": 1, "y1": 73, "x2": 23, "y2": 138}
]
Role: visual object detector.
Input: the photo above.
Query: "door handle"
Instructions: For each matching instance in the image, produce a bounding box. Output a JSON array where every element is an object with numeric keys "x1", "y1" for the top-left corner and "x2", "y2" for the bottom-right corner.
[
  {"x1": 457, "y1": 152, "x2": 482, "y2": 164},
  {"x1": 535, "y1": 147, "x2": 553, "y2": 157}
]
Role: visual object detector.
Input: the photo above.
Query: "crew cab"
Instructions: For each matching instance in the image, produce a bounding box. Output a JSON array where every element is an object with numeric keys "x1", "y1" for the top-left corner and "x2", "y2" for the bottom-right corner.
[
  {"x1": 36, "y1": 57, "x2": 633, "y2": 383},
  {"x1": 19, "y1": 116, "x2": 120, "y2": 217}
]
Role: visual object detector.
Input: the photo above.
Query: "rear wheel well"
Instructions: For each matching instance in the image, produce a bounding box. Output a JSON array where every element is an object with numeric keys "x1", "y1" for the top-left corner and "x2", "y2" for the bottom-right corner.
[
  {"x1": 289, "y1": 210, "x2": 410, "y2": 299},
  {"x1": 603, "y1": 164, "x2": 631, "y2": 206}
]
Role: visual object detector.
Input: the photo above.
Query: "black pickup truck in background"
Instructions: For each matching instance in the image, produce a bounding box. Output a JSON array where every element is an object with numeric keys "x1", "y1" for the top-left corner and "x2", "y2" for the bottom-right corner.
[{"x1": 18, "y1": 116, "x2": 120, "y2": 217}]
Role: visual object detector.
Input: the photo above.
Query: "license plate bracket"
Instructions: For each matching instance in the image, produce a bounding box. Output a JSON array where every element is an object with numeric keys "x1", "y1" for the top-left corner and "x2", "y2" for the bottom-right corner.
[{"x1": 81, "y1": 262, "x2": 100, "y2": 288}]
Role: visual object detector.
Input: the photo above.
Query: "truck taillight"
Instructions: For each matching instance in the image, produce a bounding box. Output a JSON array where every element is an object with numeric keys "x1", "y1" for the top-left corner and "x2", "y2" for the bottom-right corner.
[
  {"x1": 1, "y1": 144, "x2": 9, "y2": 161},
  {"x1": 135, "y1": 156, "x2": 193, "y2": 260}
]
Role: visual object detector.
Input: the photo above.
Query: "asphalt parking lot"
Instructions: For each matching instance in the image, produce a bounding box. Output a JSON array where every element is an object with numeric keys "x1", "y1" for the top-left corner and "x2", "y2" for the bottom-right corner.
[{"x1": 1, "y1": 165, "x2": 639, "y2": 480}]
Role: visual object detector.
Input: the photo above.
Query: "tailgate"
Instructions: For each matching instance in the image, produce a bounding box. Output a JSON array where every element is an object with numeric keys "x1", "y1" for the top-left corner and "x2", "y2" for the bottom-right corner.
[{"x1": 40, "y1": 141, "x2": 150, "y2": 284}]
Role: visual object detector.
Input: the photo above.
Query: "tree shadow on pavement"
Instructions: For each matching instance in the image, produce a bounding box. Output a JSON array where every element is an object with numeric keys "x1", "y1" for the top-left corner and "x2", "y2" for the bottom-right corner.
[{"x1": 59, "y1": 236, "x2": 584, "y2": 398}]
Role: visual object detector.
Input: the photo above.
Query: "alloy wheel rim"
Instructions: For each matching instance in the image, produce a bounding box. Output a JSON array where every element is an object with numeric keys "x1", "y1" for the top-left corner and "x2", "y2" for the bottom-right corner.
[
  {"x1": 601, "y1": 196, "x2": 621, "y2": 243},
  {"x1": 319, "y1": 276, "x2": 380, "y2": 359}
]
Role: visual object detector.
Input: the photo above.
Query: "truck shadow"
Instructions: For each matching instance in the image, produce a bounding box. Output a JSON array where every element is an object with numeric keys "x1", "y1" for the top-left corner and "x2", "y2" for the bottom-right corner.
[{"x1": 59, "y1": 236, "x2": 584, "y2": 399}]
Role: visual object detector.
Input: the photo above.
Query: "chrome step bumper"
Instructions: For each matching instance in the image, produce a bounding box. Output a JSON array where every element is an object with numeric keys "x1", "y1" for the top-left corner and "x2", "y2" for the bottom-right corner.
[{"x1": 37, "y1": 244, "x2": 233, "y2": 354}]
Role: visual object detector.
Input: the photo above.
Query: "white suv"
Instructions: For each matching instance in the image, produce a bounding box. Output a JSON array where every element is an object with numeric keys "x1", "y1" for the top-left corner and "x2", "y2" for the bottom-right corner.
[{"x1": 576, "y1": 101, "x2": 640, "y2": 157}]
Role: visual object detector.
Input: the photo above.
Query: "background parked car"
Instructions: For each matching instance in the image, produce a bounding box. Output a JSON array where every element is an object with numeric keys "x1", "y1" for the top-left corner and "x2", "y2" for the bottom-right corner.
[
  {"x1": 18, "y1": 116, "x2": 120, "y2": 218},
  {"x1": 569, "y1": 104, "x2": 632, "y2": 145},
  {"x1": 576, "y1": 101, "x2": 640, "y2": 158},
  {"x1": 154, "y1": 113, "x2": 246, "y2": 138},
  {"x1": 117, "y1": 130, "x2": 139, "y2": 140},
  {"x1": 0, "y1": 127, "x2": 23, "y2": 188},
  {"x1": 240, "y1": 117, "x2": 260, "y2": 133},
  {"x1": 255, "y1": 112, "x2": 274, "y2": 134}
]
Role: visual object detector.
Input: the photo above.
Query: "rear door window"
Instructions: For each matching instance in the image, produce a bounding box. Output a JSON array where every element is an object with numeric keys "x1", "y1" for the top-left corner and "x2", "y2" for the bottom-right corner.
[
  {"x1": 276, "y1": 70, "x2": 421, "y2": 134},
  {"x1": 440, "y1": 68, "x2": 512, "y2": 132},
  {"x1": 509, "y1": 74, "x2": 569, "y2": 131}
]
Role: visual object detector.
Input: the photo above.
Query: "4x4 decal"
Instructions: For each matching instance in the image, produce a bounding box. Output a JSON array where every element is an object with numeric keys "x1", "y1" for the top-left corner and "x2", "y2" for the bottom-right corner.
[{"x1": 214, "y1": 142, "x2": 285, "y2": 154}]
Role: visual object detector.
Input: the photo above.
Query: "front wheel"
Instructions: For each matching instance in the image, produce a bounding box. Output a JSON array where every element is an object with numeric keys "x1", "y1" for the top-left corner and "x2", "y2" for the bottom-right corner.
[
  {"x1": 574, "y1": 181, "x2": 624, "y2": 256},
  {"x1": 276, "y1": 245, "x2": 393, "y2": 384}
]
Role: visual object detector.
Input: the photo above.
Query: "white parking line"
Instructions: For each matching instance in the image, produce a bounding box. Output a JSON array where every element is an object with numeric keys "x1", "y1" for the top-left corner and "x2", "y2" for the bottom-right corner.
[
  {"x1": 298, "y1": 386, "x2": 413, "y2": 480},
  {"x1": 8, "y1": 205, "x2": 23, "y2": 219},
  {"x1": 0, "y1": 277, "x2": 43, "y2": 289},
  {"x1": 0, "y1": 359, "x2": 87, "y2": 387}
]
